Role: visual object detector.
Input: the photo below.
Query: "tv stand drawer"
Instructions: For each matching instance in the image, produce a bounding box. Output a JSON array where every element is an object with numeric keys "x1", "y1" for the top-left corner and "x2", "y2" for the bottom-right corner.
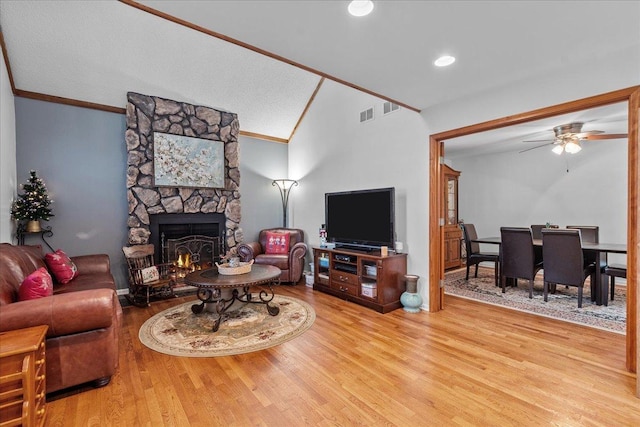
[
  {"x1": 330, "y1": 279, "x2": 357, "y2": 296},
  {"x1": 331, "y1": 270, "x2": 358, "y2": 286}
]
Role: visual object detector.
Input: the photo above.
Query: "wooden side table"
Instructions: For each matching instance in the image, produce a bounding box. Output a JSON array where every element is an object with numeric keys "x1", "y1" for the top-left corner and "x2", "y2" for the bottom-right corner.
[{"x1": 0, "y1": 325, "x2": 48, "y2": 427}]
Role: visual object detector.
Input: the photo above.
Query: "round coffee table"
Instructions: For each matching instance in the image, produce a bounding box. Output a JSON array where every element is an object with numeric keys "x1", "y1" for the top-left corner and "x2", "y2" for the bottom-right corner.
[{"x1": 184, "y1": 264, "x2": 281, "y2": 332}]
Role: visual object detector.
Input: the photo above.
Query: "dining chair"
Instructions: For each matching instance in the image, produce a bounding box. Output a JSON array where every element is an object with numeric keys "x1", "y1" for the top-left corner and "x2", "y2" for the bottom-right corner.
[
  {"x1": 566, "y1": 225, "x2": 604, "y2": 301},
  {"x1": 541, "y1": 229, "x2": 596, "y2": 308},
  {"x1": 530, "y1": 225, "x2": 546, "y2": 240},
  {"x1": 462, "y1": 223, "x2": 500, "y2": 286},
  {"x1": 500, "y1": 227, "x2": 543, "y2": 298},
  {"x1": 602, "y1": 263, "x2": 626, "y2": 301},
  {"x1": 566, "y1": 225, "x2": 599, "y2": 244},
  {"x1": 530, "y1": 224, "x2": 559, "y2": 240}
]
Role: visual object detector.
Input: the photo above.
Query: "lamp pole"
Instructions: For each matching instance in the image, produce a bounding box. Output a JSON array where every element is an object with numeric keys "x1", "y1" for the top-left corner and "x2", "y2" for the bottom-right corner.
[{"x1": 272, "y1": 179, "x2": 298, "y2": 228}]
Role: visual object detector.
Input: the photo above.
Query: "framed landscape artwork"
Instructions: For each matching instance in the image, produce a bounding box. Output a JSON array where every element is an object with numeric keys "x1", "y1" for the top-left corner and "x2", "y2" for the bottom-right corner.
[{"x1": 153, "y1": 132, "x2": 225, "y2": 188}]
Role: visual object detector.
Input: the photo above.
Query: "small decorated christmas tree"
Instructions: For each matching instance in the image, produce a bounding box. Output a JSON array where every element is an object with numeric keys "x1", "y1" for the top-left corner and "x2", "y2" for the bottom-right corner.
[{"x1": 10, "y1": 170, "x2": 54, "y2": 222}]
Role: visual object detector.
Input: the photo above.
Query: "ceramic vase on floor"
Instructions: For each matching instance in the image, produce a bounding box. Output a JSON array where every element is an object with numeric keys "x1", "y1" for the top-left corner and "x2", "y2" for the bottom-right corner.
[{"x1": 400, "y1": 274, "x2": 422, "y2": 313}]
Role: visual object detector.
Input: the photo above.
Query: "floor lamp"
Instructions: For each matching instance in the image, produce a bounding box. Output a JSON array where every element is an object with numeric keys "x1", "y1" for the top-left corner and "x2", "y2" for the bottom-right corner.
[{"x1": 272, "y1": 179, "x2": 298, "y2": 228}]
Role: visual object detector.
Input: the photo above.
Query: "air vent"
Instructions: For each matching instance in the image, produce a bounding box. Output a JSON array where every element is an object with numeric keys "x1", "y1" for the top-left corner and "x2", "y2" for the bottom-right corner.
[
  {"x1": 359, "y1": 107, "x2": 374, "y2": 123},
  {"x1": 383, "y1": 101, "x2": 400, "y2": 115}
]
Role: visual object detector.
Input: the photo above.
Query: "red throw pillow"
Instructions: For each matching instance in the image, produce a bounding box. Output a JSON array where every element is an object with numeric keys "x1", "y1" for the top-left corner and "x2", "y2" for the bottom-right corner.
[
  {"x1": 265, "y1": 231, "x2": 290, "y2": 254},
  {"x1": 45, "y1": 249, "x2": 79, "y2": 284},
  {"x1": 19, "y1": 267, "x2": 54, "y2": 301}
]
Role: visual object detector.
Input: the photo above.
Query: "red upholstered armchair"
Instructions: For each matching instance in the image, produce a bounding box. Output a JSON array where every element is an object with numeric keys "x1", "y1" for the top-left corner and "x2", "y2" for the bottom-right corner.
[{"x1": 237, "y1": 228, "x2": 307, "y2": 284}]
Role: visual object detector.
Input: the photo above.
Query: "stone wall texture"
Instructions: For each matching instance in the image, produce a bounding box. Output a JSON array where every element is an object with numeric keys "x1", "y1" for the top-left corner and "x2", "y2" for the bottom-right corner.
[{"x1": 125, "y1": 92, "x2": 242, "y2": 251}]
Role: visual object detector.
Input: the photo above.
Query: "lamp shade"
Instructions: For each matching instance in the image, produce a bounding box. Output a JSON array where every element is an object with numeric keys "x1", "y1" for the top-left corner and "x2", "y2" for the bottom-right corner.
[
  {"x1": 272, "y1": 179, "x2": 298, "y2": 191},
  {"x1": 272, "y1": 179, "x2": 298, "y2": 227},
  {"x1": 564, "y1": 141, "x2": 582, "y2": 154}
]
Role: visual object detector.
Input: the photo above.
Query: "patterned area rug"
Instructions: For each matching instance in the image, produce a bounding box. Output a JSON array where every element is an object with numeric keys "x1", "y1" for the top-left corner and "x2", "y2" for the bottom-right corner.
[
  {"x1": 445, "y1": 268, "x2": 626, "y2": 334},
  {"x1": 139, "y1": 294, "x2": 315, "y2": 357}
]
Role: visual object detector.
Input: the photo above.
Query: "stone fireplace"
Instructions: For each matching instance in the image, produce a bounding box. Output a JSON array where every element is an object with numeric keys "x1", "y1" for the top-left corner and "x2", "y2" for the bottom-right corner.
[{"x1": 125, "y1": 92, "x2": 243, "y2": 255}]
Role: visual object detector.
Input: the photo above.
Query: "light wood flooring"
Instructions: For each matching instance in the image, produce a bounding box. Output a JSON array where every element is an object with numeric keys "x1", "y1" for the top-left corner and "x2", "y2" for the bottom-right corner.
[{"x1": 45, "y1": 285, "x2": 640, "y2": 426}]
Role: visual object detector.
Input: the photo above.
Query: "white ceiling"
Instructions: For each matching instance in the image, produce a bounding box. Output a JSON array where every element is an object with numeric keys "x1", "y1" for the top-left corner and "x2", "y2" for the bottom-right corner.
[{"x1": 1, "y1": 1, "x2": 638, "y2": 144}]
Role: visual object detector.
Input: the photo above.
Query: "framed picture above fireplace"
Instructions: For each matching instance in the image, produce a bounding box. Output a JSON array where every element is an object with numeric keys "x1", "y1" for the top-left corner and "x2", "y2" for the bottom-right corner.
[{"x1": 153, "y1": 132, "x2": 225, "y2": 188}]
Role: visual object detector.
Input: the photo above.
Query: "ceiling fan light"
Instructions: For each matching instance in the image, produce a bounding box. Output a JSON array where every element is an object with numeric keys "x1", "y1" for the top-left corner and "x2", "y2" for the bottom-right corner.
[
  {"x1": 348, "y1": 1, "x2": 374, "y2": 17},
  {"x1": 552, "y1": 145, "x2": 564, "y2": 155},
  {"x1": 565, "y1": 141, "x2": 582, "y2": 154}
]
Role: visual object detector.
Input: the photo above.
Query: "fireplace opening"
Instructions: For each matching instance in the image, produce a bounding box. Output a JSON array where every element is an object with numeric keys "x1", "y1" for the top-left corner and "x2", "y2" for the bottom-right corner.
[{"x1": 149, "y1": 213, "x2": 225, "y2": 266}]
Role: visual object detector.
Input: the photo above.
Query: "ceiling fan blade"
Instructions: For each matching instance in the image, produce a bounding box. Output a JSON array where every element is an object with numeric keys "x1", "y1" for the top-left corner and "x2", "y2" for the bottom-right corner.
[
  {"x1": 522, "y1": 139, "x2": 555, "y2": 143},
  {"x1": 574, "y1": 130, "x2": 604, "y2": 138},
  {"x1": 519, "y1": 142, "x2": 553, "y2": 153},
  {"x1": 583, "y1": 133, "x2": 628, "y2": 140}
]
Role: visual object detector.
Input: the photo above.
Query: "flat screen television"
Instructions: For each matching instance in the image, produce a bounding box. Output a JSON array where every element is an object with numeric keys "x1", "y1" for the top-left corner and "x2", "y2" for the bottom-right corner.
[{"x1": 325, "y1": 187, "x2": 395, "y2": 252}]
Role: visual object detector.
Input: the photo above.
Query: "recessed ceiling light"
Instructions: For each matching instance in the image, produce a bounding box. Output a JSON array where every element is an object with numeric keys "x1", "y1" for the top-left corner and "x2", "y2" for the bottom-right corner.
[
  {"x1": 434, "y1": 55, "x2": 456, "y2": 67},
  {"x1": 348, "y1": 1, "x2": 374, "y2": 17}
]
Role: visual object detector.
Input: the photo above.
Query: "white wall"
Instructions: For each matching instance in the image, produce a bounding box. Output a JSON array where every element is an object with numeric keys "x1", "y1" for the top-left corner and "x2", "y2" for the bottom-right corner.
[
  {"x1": 237, "y1": 135, "x2": 288, "y2": 239},
  {"x1": 451, "y1": 139, "x2": 628, "y2": 264},
  {"x1": 289, "y1": 79, "x2": 430, "y2": 299},
  {"x1": 0, "y1": 52, "x2": 17, "y2": 243}
]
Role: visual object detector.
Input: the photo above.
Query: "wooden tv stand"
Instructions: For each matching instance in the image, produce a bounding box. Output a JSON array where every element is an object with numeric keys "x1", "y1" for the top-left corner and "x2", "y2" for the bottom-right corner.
[{"x1": 312, "y1": 247, "x2": 407, "y2": 313}]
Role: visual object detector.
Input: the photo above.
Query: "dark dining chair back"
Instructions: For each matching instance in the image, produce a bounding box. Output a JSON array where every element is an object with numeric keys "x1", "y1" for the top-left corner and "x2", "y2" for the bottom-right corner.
[
  {"x1": 500, "y1": 227, "x2": 543, "y2": 298},
  {"x1": 566, "y1": 225, "x2": 599, "y2": 243},
  {"x1": 463, "y1": 223, "x2": 481, "y2": 255},
  {"x1": 530, "y1": 225, "x2": 545, "y2": 240},
  {"x1": 541, "y1": 229, "x2": 596, "y2": 308},
  {"x1": 531, "y1": 224, "x2": 558, "y2": 240},
  {"x1": 462, "y1": 223, "x2": 500, "y2": 285},
  {"x1": 567, "y1": 225, "x2": 603, "y2": 272}
]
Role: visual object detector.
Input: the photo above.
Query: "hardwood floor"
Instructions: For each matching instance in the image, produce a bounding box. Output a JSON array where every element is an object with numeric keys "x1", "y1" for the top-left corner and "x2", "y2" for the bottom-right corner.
[{"x1": 45, "y1": 285, "x2": 640, "y2": 426}]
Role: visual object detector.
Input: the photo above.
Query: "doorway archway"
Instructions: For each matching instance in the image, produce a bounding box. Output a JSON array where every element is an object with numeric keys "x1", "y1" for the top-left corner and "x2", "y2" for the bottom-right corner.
[{"x1": 428, "y1": 86, "x2": 639, "y2": 388}]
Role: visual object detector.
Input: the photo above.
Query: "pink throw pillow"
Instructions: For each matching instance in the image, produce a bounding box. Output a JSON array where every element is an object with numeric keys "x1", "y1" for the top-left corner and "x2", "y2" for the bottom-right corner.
[
  {"x1": 45, "y1": 249, "x2": 79, "y2": 284},
  {"x1": 19, "y1": 267, "x2": 54, "y2": 301},
  {"x1": 265, "y1": 232, "x2": 290, "y2": 255}
]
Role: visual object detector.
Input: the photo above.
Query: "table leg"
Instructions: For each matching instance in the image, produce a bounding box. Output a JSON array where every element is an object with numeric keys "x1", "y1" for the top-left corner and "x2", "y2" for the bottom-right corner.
[
  {"x1": 191, "y1": 288, "x2": 237, "y2": 331},
  {"x1": 601, "y1": 273, "x2": 610, "y2": 307},
  {"x1": 191, "y1": 282, "x2": 281, "y2": 332},
  {"x1": 191, "y1": 288, "x2": 220, "y2": 314},
  {"x1": 235, "y1": 284, "x2": 280, "y2": 316},
  {"x1": 594, "y1": 251, "x2": 605, "y2": 306}
]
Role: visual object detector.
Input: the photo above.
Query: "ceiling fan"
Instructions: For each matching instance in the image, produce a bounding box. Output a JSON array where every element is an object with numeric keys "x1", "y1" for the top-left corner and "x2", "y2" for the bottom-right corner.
[{"x1": 520, "y1": 122, "x2": 628, "y2": 154}]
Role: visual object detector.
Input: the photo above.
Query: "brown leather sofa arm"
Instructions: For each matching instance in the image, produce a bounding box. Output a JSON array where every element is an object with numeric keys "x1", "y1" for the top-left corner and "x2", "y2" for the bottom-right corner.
[
  {"x1": 71, "y1": 254, "x2": 111, "y2": 275},
  {"x1": 0, "y1": 288, "x2": 118, "y2": 336},
  {"x1": 288, "y1": 242, "x2": 308, "y2": 280},
  {"x1": 289, "y1": 242, "x2": 308, "y2": 260},
  {"x1": 237, "y1": 242, "x2": 263, "y2": 262}
]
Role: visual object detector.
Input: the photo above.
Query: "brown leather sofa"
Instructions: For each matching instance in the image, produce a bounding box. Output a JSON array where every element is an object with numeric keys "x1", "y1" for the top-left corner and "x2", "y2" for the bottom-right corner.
[
  {"x1": 0, "y1": 243, "x2": 122, "y2": 393},
  {"x1": 237, "y1": 228, "x2": 307, "y2": 284}
]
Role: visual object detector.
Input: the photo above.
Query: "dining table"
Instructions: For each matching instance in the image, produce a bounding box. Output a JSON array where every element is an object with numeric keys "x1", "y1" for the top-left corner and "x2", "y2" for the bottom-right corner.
[{"x1": 471, "y1": 236, "x2": 626, "y2": 306}]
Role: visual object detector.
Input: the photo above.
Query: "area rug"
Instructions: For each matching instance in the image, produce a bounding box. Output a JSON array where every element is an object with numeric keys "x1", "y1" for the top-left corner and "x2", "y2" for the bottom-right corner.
[
  {"x1": 445, "y1": 268, "x2": 626, "y2": 334},
  {"x1": 139, "y1": 294, "x2": 315, "y2": 357}
]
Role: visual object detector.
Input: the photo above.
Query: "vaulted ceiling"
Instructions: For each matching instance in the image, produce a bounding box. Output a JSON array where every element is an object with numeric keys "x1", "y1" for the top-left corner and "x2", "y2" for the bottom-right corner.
[{"x1": 1, "y1": 1, "x2": 638, "y2": 145}]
